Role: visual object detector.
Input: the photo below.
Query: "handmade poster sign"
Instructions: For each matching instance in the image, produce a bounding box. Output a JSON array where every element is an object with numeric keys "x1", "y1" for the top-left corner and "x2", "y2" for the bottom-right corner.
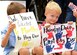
[
  {"x1": 42, "y1": 23, "x2": 76, "y2": 55},
  {"x1": 8, "y1": 12, "x2": 41, "y2": 52}
]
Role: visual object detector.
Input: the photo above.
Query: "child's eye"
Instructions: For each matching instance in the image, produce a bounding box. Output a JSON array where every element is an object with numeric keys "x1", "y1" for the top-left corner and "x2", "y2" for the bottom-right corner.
[{"x1": 51, "y1": 15, "x2": 54, "y2": 17}]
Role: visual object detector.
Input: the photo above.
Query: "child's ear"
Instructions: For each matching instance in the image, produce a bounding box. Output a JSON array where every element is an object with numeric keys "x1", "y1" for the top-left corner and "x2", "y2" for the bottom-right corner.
[{"x1": 44, "y1": 12, "x2": 47, "y2": 17}]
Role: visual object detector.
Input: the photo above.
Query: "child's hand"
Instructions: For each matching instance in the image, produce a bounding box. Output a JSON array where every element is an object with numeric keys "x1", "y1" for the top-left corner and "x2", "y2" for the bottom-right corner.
[
  {"x1": 73, "y1": 8, "x2": 77, "y2": 18},
  {"x1": 44, "y1": 23, "x2": 50, "y2": 28},
  {"x1": 67, "y1": 21, "x2": 73, "y2": 25},
  {"x1": 8, "y1": 22, "x2": 16, "y2": 32}
]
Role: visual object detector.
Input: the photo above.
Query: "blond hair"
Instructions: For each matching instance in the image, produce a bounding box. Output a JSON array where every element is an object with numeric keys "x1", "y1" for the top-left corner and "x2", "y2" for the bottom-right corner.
[{"x1": 45, "y1": 1, "x2": 62, "y2": 15}]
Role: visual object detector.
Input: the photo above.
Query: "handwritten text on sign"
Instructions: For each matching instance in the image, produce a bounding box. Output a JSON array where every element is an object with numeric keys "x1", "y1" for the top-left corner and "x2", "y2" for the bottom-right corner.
[
  {"x1": 8, "y1": 12, "x2": 41, "y2": 50},
  {"x1": 42, "y1": 23, "x2": 76, "y2": 54}
]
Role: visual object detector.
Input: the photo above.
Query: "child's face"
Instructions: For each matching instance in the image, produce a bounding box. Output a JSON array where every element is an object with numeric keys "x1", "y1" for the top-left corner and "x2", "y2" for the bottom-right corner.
[{"x1": 45, "y1": 10, "x2": 60, "y2": 24}]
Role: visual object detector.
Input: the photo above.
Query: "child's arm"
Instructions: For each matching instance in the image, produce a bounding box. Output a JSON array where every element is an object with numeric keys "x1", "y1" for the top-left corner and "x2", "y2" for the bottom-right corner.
[
  {"x1": 1, "y1": 22, "x2": 15, "y2": 47},
  {"x1": 73, "y1": 8, "x2": 77, "y2": 18},
  {"x1": 68, "y1": 2, "x2": 77, "y2": 25}
]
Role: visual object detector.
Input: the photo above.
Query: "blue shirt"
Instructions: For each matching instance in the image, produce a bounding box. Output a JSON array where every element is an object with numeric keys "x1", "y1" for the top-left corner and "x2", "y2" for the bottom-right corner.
[{"x1": 1, "y1": 25, "x2": 16, "y2": 55}]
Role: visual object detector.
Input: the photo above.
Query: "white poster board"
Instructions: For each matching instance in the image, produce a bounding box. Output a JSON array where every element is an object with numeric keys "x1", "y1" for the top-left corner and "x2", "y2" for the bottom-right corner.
[
  {"x1": 8, "y1": 12, "x2": 41, "y2": 52},
  {"x1": 42, "y1": 23, "x2": 76, "y2": 55}
]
